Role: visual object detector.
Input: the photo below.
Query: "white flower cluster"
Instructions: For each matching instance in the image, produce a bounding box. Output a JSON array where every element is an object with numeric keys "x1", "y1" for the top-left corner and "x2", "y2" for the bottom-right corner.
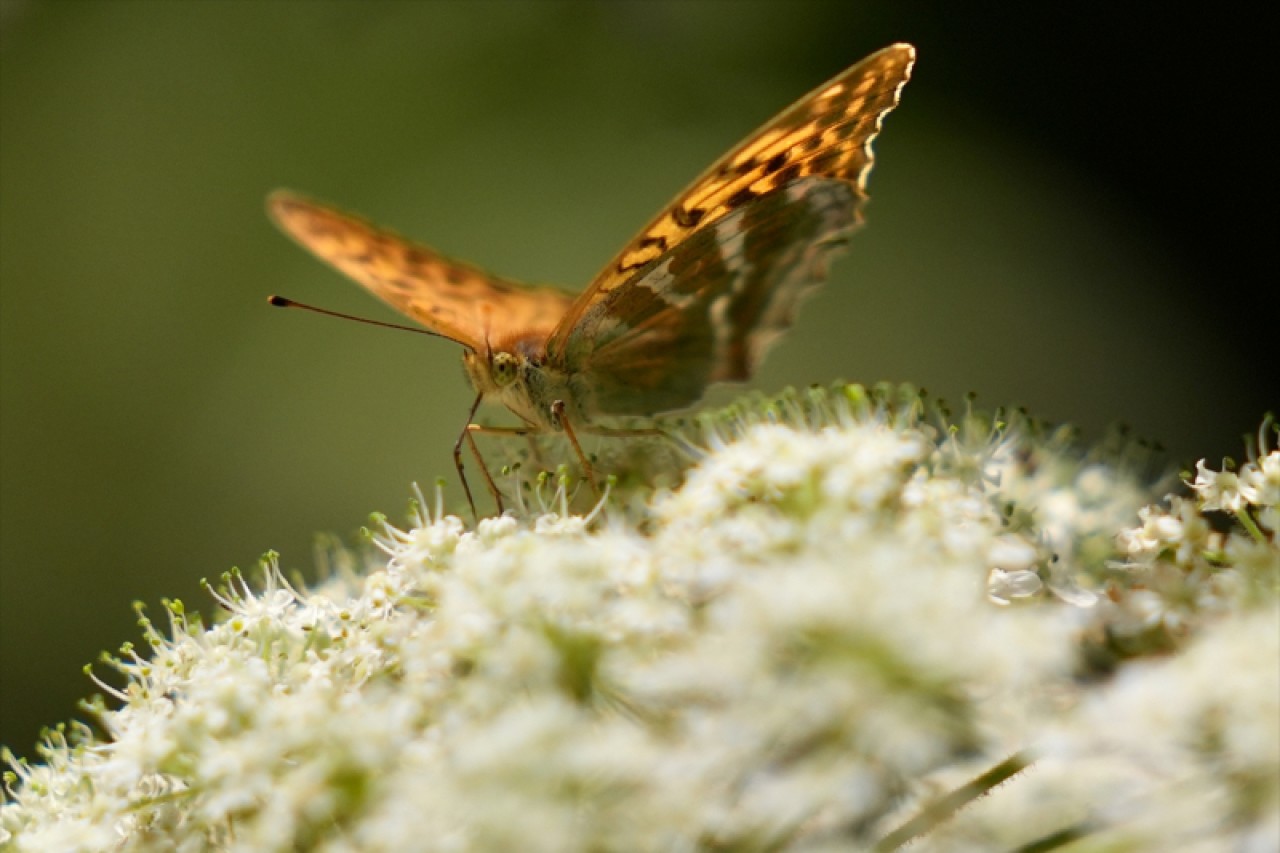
[
  {"x1": 2, "y1": 388, "x2": 1276, "y2": 851},
  {"x1": 1106, "y1": 424, "x2": 1280, "y2": 647}
]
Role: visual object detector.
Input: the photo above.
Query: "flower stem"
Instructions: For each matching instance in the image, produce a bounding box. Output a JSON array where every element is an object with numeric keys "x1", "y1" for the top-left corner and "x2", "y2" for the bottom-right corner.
[
  {"x1": 873, "y1": 751, "x2": 1034, "y2": 851},
  {"x1": 1237, "y1": 506, "x2": 1267, "y2": 544}
]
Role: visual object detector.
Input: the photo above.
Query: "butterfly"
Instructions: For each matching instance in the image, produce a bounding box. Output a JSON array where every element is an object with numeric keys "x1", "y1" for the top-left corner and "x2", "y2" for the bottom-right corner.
[{"x1": 269, "y1": 43, "x2": 915, "y2": 518}]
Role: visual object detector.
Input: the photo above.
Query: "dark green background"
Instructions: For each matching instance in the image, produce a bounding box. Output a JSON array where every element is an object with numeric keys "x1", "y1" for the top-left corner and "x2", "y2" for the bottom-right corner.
[{"x1": 2, "y1": 1, "x2": 1272, "y2": 755}]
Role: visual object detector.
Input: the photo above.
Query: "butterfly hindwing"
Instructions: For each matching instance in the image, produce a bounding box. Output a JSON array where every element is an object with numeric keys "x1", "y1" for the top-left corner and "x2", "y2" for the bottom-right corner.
[
  {"x1": 269, "y1": 191, "x2": 576, "y2": 351},
  {"x1": 563, "y1": 177, "x2": 859, "y2": 416}
]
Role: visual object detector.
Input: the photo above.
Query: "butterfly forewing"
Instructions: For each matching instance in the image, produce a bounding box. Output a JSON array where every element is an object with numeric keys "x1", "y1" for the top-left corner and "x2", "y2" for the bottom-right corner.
[
  {"x1": 545, "y1": 43, "x2": 915, "y2": 361},
  {"x1": 269, "y1": 191, "x2": 576, "y2": 351},
  {"x1": 563, "y1": 177, "x2": 859, "y2": 416}
]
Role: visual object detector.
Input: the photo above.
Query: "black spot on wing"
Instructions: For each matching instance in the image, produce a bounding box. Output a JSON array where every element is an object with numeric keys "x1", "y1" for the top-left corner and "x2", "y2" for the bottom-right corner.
[
  {"x1": 774, "y1": 163, "x2": 802, "y2": 186},
  {"x1": 672, "y1": 205, "x2": 706, "y2": 228},
  {"x1": 765, "y1": 150, "x2": 790, "y2": 173},
  {"x1": 726, "y1": 187, "x2": 758, "y2": 209}
]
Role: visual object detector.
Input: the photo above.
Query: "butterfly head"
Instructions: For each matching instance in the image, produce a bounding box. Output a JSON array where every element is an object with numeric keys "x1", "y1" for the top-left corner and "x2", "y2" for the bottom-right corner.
[
  {"x1": 465, "y1": 341, "x2": 549, "y2": 417},
  {"x1": 462, "y1": 336, "x2": 575, "y2": 430},
  {"x1": 463, "y1": 348, "x2": 516, "y2": 395}
]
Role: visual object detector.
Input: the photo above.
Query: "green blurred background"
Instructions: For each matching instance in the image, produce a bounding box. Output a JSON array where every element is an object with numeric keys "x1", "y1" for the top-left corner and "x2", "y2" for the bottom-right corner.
[{"x1": 2, "y1": 1, "x2": 1272, "y2": 755}]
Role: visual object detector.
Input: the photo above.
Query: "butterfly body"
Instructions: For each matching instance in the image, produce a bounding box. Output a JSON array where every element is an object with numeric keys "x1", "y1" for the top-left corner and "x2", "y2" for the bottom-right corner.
[{"x1": 269, "y1": 44, "x2": 916, "y2": 515}]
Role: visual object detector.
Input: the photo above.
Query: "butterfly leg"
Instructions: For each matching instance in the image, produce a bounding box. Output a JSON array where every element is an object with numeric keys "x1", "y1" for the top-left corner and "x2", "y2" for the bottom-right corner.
[
  {"x1": 464, "y1": 422, "x2": 546, "y2": 517},
  {"x1": 452, "y1": 393, "x2": 488, "y2": 521},
  {"x1": 550, "y1": 401, "x2": 601, "y2": 500},
  {"x1": 463, "y1": 425, "x2": 507, "y2": 516}
]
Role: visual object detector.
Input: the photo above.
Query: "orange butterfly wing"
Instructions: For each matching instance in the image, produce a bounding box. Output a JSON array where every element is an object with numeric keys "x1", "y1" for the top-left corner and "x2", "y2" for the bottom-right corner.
[
  {"x1": 546, "y1": 43, "x2": 915, "y2": 367},
  {"x1": 268, "y1": 191, "x2": 576, "y2": 352}
]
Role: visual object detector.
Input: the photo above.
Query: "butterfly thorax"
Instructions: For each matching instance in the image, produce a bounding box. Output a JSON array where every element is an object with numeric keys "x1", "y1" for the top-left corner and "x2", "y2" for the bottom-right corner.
[{"x1": 462, "y1": 335, "x2": 584, "y2": 431}]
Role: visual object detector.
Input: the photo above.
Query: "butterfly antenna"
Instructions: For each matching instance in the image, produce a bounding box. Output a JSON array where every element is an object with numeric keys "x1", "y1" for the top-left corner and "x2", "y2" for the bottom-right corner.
[{"x1": 268, "y1": 295, "x2": 468, "y2": 349}]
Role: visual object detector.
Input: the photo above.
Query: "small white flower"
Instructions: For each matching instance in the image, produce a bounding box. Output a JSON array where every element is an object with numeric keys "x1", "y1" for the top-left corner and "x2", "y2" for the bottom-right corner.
[
  {"x1": 375, "y1": 511, "x2": 466, "y2": 571},
  {"x1": 988, "y1": 568, "x2": 1043, "y2": 603},
  {"x1": 1190, "y1": 458, "x2": 1255, "y2": 513},
  {"x1": 1118, "y1": 504, "x2": 1184, "y2": 557},
  {"x1": 1115, "y1": 496, "x2": 1215, "y2": 570},
  {"x1": 1242, "y1": 449, "x2": 1280, "y2": 509}
]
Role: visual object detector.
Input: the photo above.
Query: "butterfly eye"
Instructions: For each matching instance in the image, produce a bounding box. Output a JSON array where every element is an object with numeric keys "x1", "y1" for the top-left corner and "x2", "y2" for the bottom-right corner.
[{"x1": 491, "y1": 352, "x2": 519, "y2": 387}]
